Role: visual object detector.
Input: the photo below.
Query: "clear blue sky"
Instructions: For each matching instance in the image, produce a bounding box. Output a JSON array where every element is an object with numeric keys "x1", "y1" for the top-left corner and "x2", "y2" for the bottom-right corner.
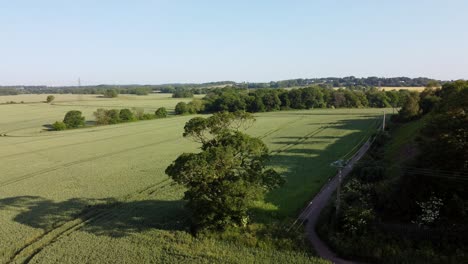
[{"x1": 1, "y1": 0, "x2": 467, "y2": 86}]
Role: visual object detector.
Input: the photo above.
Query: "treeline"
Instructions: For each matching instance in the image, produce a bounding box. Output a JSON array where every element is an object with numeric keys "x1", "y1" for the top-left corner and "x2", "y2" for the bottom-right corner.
[
  {"x1": 0, "y1": 81, "x2": 235, "y2": 95},
  {"x1": 174, "y1": 86, "x2": 415, "y2": 115},
  {"x1": 317, "y1": 80, "x2": 468, "y2": 263},
  {"x1": 52, "y1": 107, "x2": 168, "y2": 130},
  {"x1": 235, "y1": 76, "x2": 441, "y2": 89},
  {"x1": 1, "y1": 77, "x2": 442, "y2": 96}
]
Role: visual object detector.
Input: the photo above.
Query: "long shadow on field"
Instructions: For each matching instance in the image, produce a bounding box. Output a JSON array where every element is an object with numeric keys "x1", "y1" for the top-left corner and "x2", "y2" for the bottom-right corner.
[
  {"x1": 255, "y1": 117, "x2": 380, "y2": 219},
  {"x1": 0, "y1": 196, "x2": 187, "y2": 237}
]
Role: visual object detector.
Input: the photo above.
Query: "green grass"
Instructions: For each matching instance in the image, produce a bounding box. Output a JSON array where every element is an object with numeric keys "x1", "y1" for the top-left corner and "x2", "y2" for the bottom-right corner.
[
  {"x1": 0, "y1": 96, "x2": 386, "y2": 263},
  {"x1": 0, "y1": 93, "x2": 198, "y2": 136}
]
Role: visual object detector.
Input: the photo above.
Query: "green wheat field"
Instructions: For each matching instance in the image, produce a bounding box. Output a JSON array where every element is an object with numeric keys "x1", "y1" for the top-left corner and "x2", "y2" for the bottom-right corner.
[{"x1": 0, "y1": 94, "x2": 384, "y2": 263}]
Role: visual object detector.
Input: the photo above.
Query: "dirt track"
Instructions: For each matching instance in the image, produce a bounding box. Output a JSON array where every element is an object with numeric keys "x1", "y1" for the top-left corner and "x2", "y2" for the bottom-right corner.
[{"x1": 299, "y1": 141, "x2": 371, "y2": 264}]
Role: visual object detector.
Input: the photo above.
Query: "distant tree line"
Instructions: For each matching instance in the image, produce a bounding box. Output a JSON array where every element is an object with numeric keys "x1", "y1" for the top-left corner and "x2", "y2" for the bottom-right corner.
[
  {"x1": 236, "y1": 76, "x2": 441, "y2": 89},
  {"x1": 0, "y1": 81, "x2": 235, "y2": 95},
  {"x1": 1, "y1": 77, "x2": 443, "y2": 96},
  {"x1": 173, "y1": 86, "x2": 417, "y2": 115}
]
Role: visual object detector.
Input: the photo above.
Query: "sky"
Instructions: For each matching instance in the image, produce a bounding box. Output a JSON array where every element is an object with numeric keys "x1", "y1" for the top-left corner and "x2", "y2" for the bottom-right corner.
[{"x1": 1, "y1": 0, "x2": 467, "y2": 86}]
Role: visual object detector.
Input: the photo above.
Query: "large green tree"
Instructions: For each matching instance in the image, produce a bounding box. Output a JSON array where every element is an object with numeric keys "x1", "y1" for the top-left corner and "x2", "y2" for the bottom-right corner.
[
  {"x1": 165, "y1": 111, "x2": 284, "y2": 231},
  {"x1": 63, "y1": 110, "x2": 85, "y2": 128}
]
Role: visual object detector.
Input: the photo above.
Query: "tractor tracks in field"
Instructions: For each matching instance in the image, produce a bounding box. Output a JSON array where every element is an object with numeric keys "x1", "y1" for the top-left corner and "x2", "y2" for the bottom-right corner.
[
  {"x1": 8, "y1": 179, "x2": 176, "y2": 264},
  {"x1": 269, "y1": 123, "x2": 340, "y2": 155},
  {"x1": 0, "y1": 135, "x2": 181, "y2": 189},
  {"x1": 258, "y1": 115, "x2": 309, "y2": 140}
]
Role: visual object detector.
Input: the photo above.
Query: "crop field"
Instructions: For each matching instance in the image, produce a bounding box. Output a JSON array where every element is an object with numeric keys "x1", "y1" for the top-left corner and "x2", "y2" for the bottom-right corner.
[
  {"x1": 0, "y1": 95, "x2": 385, "y2": 263},
  {"x1": 0, "y1": 94, "x2": 199, "y2": 136},
  {"x1": 379, "y1": 86, "x2": 426, "y2": 92}
]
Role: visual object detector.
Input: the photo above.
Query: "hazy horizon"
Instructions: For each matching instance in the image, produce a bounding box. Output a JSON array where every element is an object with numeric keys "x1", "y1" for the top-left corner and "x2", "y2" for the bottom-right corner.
[
  {"x1": 0, "y1": 75, "x2": 459, "y2": 88},
  {"x1": 1, "y1": 0, "x2": 467, "y2": 86}
]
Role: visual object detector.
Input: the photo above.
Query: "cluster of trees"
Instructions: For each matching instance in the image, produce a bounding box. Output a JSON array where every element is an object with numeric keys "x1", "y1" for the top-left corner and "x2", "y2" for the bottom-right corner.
[
  {"x1": 405, "y1": 80, "x2": 467, "y2": 218},
  {"x1": 53, "y1": 107, "x2": 167, "y2": 130},
  {"x1": 393, "y1": 86, "x2": 443, "y2": 122},
  {"x1": 318, "y1": 81, "x2": 468, "y2": 263},
  {"x1": 93, "y1": 107, "x2": 167, "y2": 125},
  {"x1": 174, "y1": 86, "x2": 416, "y2": 115},
  {"x1": 52, "y1": 110, "x2": 86, "y2": 130},
  {"x1": 166, "y1": 111, "x2": 284, "y2": 232},
  {"x1": 171, "y1": 88, "x2": 194, "y2": 98},
  {"x1": 174, "y1": 100, "x2": 205, "y2": 115},
  {"x1": 102, "y1": 89, "x2": 118, "y2": 98}
]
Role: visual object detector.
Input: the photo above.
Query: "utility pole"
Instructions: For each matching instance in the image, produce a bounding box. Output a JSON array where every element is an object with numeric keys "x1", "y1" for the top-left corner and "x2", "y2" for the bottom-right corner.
[
  {"x1": 331, "y1": 159, "x2": 346, "y2": 217},
  {"x1": 382, "y1": 110, "x2": 386, "y2": 131},
  {"x1": 336, "y1": 168, "x2": 342, "y2": 217},
  {"x1": 78, "y1": 77, "x2": 81, "y2": 87}
]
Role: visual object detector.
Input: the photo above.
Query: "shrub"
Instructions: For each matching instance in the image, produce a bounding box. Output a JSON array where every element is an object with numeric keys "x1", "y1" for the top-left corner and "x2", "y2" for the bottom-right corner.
[
  {"x1": 119, "y1": 108, "x2": 135, "y2": 122},
  {"x1": 141, "y1": 113, "x2": 154, "y2": 120},
  {"x1": 103, "y1": 89, "x2": 118, "y2": 98},
  {"x1": 187, "y1": 99, "x2": 205, "y2": 114},
  {"x1": 172, "y1": 88, "x2": 193, "y2": 98},
  {"x1": 106, "y1": 109, "x2": 121, "y2": 124},
  {"x1": 46, "y1": 95, "x2": 55, "y2": 103},
  {"x1": 63, "y1": 110, "x2": 85, "y2": 128},
  {"x1": 94, "y1": 108, "x2": 110, "y2": 125},
  {"x1": 155, "y1": 107, "x2": 167, "y2": 118},
  {"x1": 132, "y1": 107, "x2": 145, "y2": 120},
  {"x1": 52, "y1": 121, "x2": 67, "y2": 131},
  {"x1": 175, "y1": 102, "x2": 189, "y2": 115}
]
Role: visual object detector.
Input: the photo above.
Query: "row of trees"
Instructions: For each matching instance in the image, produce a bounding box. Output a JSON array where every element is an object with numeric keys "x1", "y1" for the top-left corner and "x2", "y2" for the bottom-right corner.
[
  {"x1": 94, "y1": 107, "x2": 168, "y2": 124},
  {"x1": 1, "y1": 77, "x2": 440, "y2": 96},
  {"x1": 173, "y1": 86, "x2": 417, "y2": 115},
  {"x1": 52, "y1": 107, "x2": 167, "y2": 130},
  {"x1": 234, "y1": 77, "x2": 440, "y2": 89}
]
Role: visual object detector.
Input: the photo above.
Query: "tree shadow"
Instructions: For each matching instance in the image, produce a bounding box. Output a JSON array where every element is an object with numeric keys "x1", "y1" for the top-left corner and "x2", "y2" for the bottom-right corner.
[
  {"x1": 0, "y1": 196, "x2": 188, "y2": 238},
  {"x1": 254, "y1": 116, "x2": 380, "y2": 220},
  {"x1": 42, "y1": 124, "x2": 54, "y2": 131}
]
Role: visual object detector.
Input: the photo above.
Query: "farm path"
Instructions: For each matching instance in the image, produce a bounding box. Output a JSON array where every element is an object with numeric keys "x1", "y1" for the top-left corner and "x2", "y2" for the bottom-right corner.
[{"x1": 300, "y1": 140, "x2": 371, "y2": 264}]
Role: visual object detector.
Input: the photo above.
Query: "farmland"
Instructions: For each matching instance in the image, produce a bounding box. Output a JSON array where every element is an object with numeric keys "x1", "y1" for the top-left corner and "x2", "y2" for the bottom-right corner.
[{"x1": 0, "y1": 94, "x2": 384, "y2": 263}]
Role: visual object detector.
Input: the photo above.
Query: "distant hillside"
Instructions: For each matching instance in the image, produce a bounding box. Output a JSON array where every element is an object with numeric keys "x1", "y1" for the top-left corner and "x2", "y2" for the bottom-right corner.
[{"x1": 0, "y1": 77, "x2": 446, "y2": 95}]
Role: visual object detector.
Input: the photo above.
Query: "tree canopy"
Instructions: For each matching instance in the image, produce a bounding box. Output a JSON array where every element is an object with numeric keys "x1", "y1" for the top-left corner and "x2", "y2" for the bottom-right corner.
[
  {"x1": 165, "y1": 111, "x2": 284, "y2": 231},
  {"x1": 63, "y1": 110, "x2": 85, "y2": 128}
]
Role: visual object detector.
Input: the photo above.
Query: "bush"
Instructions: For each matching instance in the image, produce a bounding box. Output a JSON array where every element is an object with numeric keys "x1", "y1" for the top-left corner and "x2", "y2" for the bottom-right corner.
[
  {"x1": 187, "y1": 99, "x2": 205, "y2": 114},
  {"x1": 132, "y1": 107, "x2": 145, "y2": 120},
  {"x1": 63, "y1": 110, "x2": 85, "y2": 128},
  {"x1": 119, "y1": 108, "x2": 135, "y2": 122},
  {"x1": 106, "y1": 109, "x2": 121, "y2": 124},
  {"x1": 46, "y1": 95, "x2": 55, "y2": 103},
  {"x1": 94, "y1": 108, "x2": 110, "y2": 125},
  {"x1": 103, "y1": 89, "x2": 118, "y2": 98},
  {"x1": 172, "y1": 88, "x2": 193, "y2": 98},
  {"x1": 155, "y1": 107, "x2": 167, "y2": 118},
  {"x1": 52, "y1": 121, "x2": 67, "y2": 130},
  {"x1": 141, "y1": 113, "x2": 154, "y2": 120},
  {"x1": 175, "y1": 102, "x2": 189, "y2": 115}
]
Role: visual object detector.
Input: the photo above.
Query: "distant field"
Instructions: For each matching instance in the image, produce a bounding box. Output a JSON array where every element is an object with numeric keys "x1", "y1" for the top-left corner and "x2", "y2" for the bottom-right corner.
[
  {"x1": 379, "y1": 86, "x2": 426, "y2": 91},
  {"x1": 282, "y1": 86, "x2": 427, "y2": 92},
  {"x1": 0, "y1": 94, "x2": 199, "y2": 136},
  {"x1": 0, "y1": 95, "x2": 385, "y2": 263}
]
